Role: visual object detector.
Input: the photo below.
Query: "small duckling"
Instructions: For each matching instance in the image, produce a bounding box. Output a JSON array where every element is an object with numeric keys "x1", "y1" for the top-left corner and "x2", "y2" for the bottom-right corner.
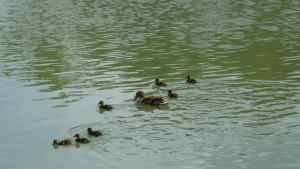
[
  {"x1": 134, "y1": 90, "x2": 168, "y2": 106},
  {"x1": 73, "y1": 133, "x2": 90, "y2": 143},
  {"x1": 155, "y1": 78, "x2": 167, "y2": 86},
  {"x1": 52, "y1": 139, "x2": 72, "y2": 146},
  {"x1": 98, "y1": 100, "x2": 113, "y2": 110},
  {"x1": 168, "y1": 90, "x2": 178, "y2": 98},
  {"x1": 87, "y1": 128, "x2": 102, "y2": 137},
  {"x1": 186, "y1": 75, "x2": 197, "y2": 84}
]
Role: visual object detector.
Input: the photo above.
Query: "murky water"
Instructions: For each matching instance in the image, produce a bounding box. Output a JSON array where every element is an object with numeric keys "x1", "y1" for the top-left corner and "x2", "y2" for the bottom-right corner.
[{"x1": 0, "y1": 0, "x2": 300, "y2": 168}]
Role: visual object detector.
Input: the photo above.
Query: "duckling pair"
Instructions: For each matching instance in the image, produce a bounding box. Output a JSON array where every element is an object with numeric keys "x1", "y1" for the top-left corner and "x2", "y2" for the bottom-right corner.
[
  {"x1": 53, "y1": 128, "x2": 102, "y2": 146},
  {"x1": 155, "y1": 75, "x2": 197, "y2": 86},
  {"x1": 73, "y1": 127, "x2": 102, "y2": 143},
  {"x1": 73, "y1": 127, "x2": 103, "y2": 143}
]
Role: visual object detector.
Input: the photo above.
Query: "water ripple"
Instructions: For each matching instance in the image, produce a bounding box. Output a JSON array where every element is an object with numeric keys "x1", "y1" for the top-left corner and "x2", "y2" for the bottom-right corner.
[{"x1": 1, "y1": 0, "x2": 300, "y2": 168}]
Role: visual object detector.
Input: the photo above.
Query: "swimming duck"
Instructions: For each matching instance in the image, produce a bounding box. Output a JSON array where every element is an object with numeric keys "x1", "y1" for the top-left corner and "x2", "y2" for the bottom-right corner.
[
  {"x1": 73, "y1": 133, "x2": 90, "y2": 143},
  {"x1": 155, "y1": 78, "x2": 167, "y2": 86},
  {"x1": 98, "y1": 100, "x2": 113, "y2": 110},
  {"x1": 52, "y1": 139, "x2": 72, "y2": 146},
  {"x1": 186, "y1": 75, "x2": 197, "y2": 84},
  {"x1": 134, "y1": 91, "x2": 168, "y2": 106},
  {"x1": 168, "y1": 90, "x2": 178, "y2": 98},
  {"x1": 87, "y1": 128, "x2": 102, "y2": 137}
]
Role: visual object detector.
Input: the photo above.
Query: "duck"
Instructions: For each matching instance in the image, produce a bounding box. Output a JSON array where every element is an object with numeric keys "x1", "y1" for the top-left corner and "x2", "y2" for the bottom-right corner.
[
  {"x1": 52, "y1": 139, "x2": 72, "y2": 146},
  {"x1": 168, "y1": 90, "x2": 178, "y2": 98},
  {"x1": 87, "y1": 128, "x2": 102, "y2": 137},
  {"x1": 134, "y1": 91, "x2": 168, "y2": 106},
  {"x1": 186, "y1": 75, "x2": 197, "y2": 84},
  {"x1": 98, "y1": 100, "x2": 113, "y2": 110},
  {"x1": 155, "y1": 78, "x2": 167, "y2": 86},
  {"x1": 73, "y1": 133, "x2": 90, "y2": 143}
]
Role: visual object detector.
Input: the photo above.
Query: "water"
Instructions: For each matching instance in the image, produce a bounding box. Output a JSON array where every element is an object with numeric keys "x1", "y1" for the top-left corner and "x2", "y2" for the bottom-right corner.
[{"x1": 0, "y1": 0, "x2": 300, "y2": 168}]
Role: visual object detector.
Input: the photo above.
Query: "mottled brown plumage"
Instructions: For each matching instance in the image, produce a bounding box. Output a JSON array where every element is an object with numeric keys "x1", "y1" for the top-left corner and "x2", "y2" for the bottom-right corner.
[
  {"x1": 134, "y1": 91, "x2": 168, "y2": 106},
  {"x1": 52, "y1": 139, "x2": 72, "y2": 146}
]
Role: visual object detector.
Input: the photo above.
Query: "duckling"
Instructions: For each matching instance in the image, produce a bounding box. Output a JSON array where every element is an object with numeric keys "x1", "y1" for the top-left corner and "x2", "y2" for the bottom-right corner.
[
  {"x1": 73, "y1": 133, "x2": 90, "y2": 143},
  {"x1": 155, "y1": 78, "x2": 167, "y2": 86},
  {"x1": 87, "y1": 128, "x2": 102, "y2": 137},
  {"x1": 134, "y1": 91, "x2": 168, "y2": 106},
  {"x1": 98, "y1": 100, "x2": 113, "y2": 110},
  {"x1": 186, "y1": 75, "x2": 197, "y2": 84},
  {"x1": 168, "y1": 90, "x2": 178, "y2": 98},
  {"x1": 52, "y1": 139, "x2": 72, "y2": 146}
]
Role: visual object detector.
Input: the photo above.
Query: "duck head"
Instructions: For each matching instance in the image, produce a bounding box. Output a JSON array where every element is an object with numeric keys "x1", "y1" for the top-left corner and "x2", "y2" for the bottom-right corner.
[
  {"x1": 155, "y1": 78, "x2": 160, "y2": 82},
  {"x1": 168, "y1": 90, "x2": 172, "y2": 94},
  {"x1": 53, "y1": 139, "x2": 59, "y2": 145},
  {"x1": 135, "y1": 91, "x2": 145, "y2": 100},
  {"x1": 187, "y1": 75, "x2": 191, "y2": 80},
  {"x1": 73, "y1": 133, "x2": 80, "y2": 138},
  {"x1": 87, "y1": 128, "x2": 92, "y2": 133},
  {"x1": 98, "y1": 100, "x2": 104, "y2": 106}
]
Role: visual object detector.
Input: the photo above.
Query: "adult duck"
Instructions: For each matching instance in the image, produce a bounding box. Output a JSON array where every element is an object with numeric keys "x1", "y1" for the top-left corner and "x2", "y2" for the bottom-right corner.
[
  {"x1": 168, "y1": 90, "x2": 178, "y2": 98},
  {"x1": 155, "y1": 78, "x2": 167, "y2": 86},
  {"x1": 98, "y1": 100, "x2": 113, "y2": 110},
  {"x1": 87, "y1": 128, "x2": 102, "y2": 137},
  {"x1": 186, "y1": 75, "x2": 197, "y2": 84},
  {"x1": 73, "y1": 133, "x2": 90, "y2": 143},
  {"x1": 52, "y1": 139, "x2": 72, "y2": 146},
  {"x1": 134, "y1": 91, "x2": 168, "y2": 106}
]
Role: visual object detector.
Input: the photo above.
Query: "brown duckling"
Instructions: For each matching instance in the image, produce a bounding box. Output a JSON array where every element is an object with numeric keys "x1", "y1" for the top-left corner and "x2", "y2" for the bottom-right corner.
[
  {"x1": 155, "y1": 78, "x2": 167, "y2": 86},
  {"x1": 52, "y1": 139, "x2": 72, "y2": 146},
  {"x1": 168, "y1": 90, "x2": 178, "y2": 98},
  {"x1": 87, "y1": 128, "x2": 102, "y2": 137},
  {"x1": 134, "y1": 91, "x2": 168, "y2": 106},
  {"x1": 73, "y1": 133, "x2": 90, "y2": 143},
  {"x1": 186, "y1": 75, "x2": 197, "y2": 84},
  {"x1": 98, "y1": 100, "x2": 113, "y2": 110}
]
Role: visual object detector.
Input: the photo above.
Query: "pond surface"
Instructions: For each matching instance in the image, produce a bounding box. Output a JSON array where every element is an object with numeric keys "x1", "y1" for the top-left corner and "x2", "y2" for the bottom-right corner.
[{"x1": 0, "y1": 0, "x2": 300, "y2": 168}]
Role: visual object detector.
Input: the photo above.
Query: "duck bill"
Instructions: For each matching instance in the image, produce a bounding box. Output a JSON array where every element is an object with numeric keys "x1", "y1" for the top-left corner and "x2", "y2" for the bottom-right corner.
[{"x1": 160, "y1": 101, "x2": 168, "y2": 105}]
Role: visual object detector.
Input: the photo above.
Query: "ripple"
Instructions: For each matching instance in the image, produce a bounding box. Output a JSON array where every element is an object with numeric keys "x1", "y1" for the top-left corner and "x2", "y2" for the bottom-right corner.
[{"x1": 1, "y1": 0, "x2": 300, "y2": 168}]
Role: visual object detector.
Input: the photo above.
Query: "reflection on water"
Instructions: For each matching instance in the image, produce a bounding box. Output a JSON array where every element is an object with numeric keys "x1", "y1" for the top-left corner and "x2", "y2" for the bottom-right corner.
[{"x1": 0, "y1": 0, "x2": 300, "y2": 169}]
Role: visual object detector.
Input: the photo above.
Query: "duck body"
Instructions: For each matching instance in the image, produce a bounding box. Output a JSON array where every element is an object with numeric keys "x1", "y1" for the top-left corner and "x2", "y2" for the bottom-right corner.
[
  {"x1": 98, "y1": 100, "x2": 113, "y2": 110},
  {"x1": 168, "y1": 90, "x2": 178, "y2": 98},
  {"x1": 155, "y1": 78, "x2": 167, "y2": 86},
  {"x1": 135, "y1": 91, "x2": 168, "y2": 106},
  {"x1": 75, "y1": 138, "x2": 90, "y2": 143},
  {"x1": 186, "y1": 75, "x2": 197, "y2": 84},
  {"x1": 53, "y1": 139, "x2": 72, "y2": 146},
  {"x1": 87, "y1": 128, "x2": 102, "y2": 137},
  {"x1": 74, "y1": 133, "x2": 90, "y2": 143}
]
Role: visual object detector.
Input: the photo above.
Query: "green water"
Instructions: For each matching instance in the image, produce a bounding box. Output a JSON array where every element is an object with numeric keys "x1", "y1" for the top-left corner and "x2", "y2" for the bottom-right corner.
[{"x1": 0, "y1": 0, "x2": 300, "y2": 168}]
